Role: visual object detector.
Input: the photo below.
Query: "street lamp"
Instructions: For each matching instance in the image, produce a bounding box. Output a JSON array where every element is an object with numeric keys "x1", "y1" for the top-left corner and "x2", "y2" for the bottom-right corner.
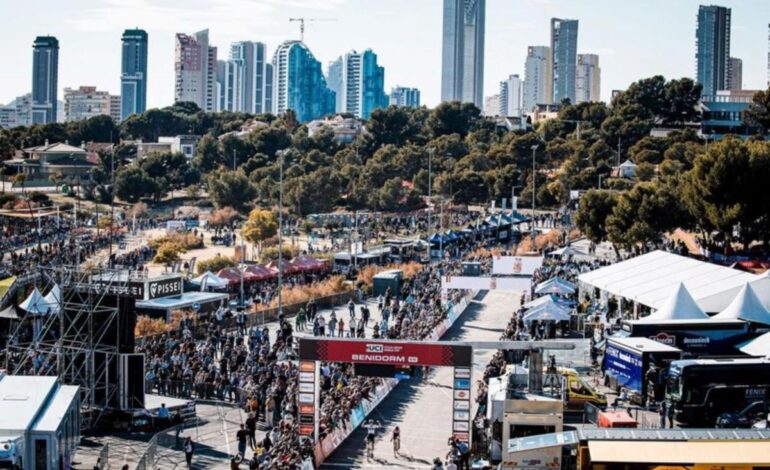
[
  {"x1": 426, "y1": 147, "x2": 433, "y2": 261},
  {"x1": 276, "y1": 149, "x2": 287, "y2": 319},
  {"x1": 531, "y1": 144, "x2": 539, "y2": 240},
  {"x1": 598, "y1": 174, "x2": 603, "y2": 190}
]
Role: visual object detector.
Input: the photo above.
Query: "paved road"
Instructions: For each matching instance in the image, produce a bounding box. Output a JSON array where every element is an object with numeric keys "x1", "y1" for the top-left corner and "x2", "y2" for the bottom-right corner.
[{"x1": 321, "y1": 290, "x2": 518, "y2": 469}]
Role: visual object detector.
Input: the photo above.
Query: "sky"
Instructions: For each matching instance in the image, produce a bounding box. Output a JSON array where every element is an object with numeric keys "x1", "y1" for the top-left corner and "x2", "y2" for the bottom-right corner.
[{"x1": 1, "y1": 0, "x2": 769, "y2": 109}]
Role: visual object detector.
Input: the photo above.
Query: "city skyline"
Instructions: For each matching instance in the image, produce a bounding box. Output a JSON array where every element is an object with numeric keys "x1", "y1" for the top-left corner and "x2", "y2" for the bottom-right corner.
[{"x1": 2, "y1": 0, "x2": 770, "y2": 111}]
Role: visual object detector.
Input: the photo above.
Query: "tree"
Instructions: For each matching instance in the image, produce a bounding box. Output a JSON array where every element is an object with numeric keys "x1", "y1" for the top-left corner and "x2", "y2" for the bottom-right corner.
[
  {"x1": 114, "y1": 166, "x2": 156, "y2": 203},
  {"x1": 153, "y1": 241, "x2": 183, "y2": 270},
  {"x1": 743, "y1": 88, "x2": 770, "y2": 133},
  {"x1": 207, "y1": 169, "x2": 256, "y2": 211},
  {"x1": 192, "y1": 134, "x2": 222, "y2": 172},
  {"x1": 574, "y1": 189, "x2": 618, "y2": 243},
  {"x1": 243, "y1": 208, "x2": 278, "y2": 257},
  {"x1": 425, "y1": 101, "x2": 480, "y2": 138}
]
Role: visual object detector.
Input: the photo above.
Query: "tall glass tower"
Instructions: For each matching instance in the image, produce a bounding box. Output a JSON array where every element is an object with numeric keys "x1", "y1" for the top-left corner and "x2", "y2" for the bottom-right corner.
[
  {"x1": 31, "y1": 36, "x2": 59, "y2": 125},
  {"x1": 441, "y1": 0, "x2": 485, "y2": 107},
  {"x1": 696, "y1": 5, "x2": 731, "y2": 97},
  {"x1": 550, "y1": 18, "x2": 579, "y2": 104},
  {"x1": 272, "y1": 40, "x2": 335, "y2": 123},
  {"x1": 121, "y1": 29, "x2": 148, "y2": 121}
]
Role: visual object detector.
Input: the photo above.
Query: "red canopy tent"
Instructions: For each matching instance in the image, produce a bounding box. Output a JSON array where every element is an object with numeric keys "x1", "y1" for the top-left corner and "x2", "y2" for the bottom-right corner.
[
  {"x1": 243, "y1": 264, "x2": 276, "y2": 281},
  {"x1": 292, "y1": 255, "x2": 328, "y2": 272},
  {"x1": 266, "y1": 259, "x2": 299, "y2": 275},
  {"x1": 216, "y1": 267, "x2": 242, "y2": 285}
]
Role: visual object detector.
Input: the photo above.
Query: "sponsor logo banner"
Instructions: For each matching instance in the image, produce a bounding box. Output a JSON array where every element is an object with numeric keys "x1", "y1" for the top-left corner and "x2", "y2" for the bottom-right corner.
[
  {"x1": 453, "y1": 401, "x2": 470, "y2": 411},
  {"x1": 453, "y1": 411, "x2": 470, "y2": 421},
  {"x1": 454, "y1": 390, "x2": 471, "y2": 400},
  {"x1": 454, "y1": 378, "x2": 471, "y2": 389},
  {"x1": 298, "y1": 338, "x2": 472, "y2": 367},
  {"x1": 453, "y1": 421, "x2": 470, "y2": 432},
  {"x1": 299, "y1": 382, "x2": 315, "y2": 393},
  {"x1": 299, "y1": 393, "x2": 314, "y2": 404},
  {"x1": 454, "y1": 368, "x2": 471, "y2": 378}
]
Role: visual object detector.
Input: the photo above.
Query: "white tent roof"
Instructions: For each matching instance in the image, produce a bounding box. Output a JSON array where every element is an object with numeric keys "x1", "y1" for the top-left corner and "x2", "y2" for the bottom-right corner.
[
  {"x1": 713, "y1": 283, "x2": 770, "y2": 325},
  {"x1": 523, "y1": 294, "x2": 573, "y2": 309},
  {"x1": 190, "y1": 271, "x2": 228, "y2": 289},
  {"x1": 638, "y1": 282, "x2": 709, "y2": 322},
  {"x1": 619, "y1": 159, "x2": 637, "y2": 167},
  {"x1": 739, "y1": 331, "x2": 770, "y2": 357},
  {"x1": 19, "y1": 287, "x2": 49, "y2": 315},
  {"x1": 523, "y1": 300, "x2": 572, "y2": 322},
  {"x1": 43, "y1": 284, "x2": 61, "y2": 315},
  {"x1": 578, "y1": 250, "x2": 757, "y2": 312},
  {"x1": 535, "y1": 277, "x2": 576, "y2": 295}
]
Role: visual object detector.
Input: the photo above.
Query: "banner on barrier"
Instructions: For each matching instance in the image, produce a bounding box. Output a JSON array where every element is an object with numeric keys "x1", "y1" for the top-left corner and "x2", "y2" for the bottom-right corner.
[
  {"x1": 442, "y1": 276, "x2": 532, "y2": 292},
  {"x1": 492, "y1": 256, "x2": 544, "y2": 275}
]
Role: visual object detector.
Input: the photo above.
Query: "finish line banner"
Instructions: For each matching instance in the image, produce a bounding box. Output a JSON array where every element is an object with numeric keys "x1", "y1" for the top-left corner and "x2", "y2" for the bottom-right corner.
[
  {"x1": 492, "y1": 256, "x2": 544, "y2": 275},
  {"x1": 298, "y1": 338, "x2": 472, "y2": 367},
  {"x1": 442, "y1": 276, "x2": 532, "y2": 292}
]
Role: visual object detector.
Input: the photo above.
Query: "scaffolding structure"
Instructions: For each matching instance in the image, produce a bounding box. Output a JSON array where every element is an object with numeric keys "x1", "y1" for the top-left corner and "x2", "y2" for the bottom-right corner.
[{"x1": 4, "y1": 265, "x2": 138, "y2": 429}]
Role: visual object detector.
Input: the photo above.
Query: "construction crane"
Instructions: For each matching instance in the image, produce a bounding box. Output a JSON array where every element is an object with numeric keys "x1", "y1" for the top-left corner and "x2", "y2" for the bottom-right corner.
[{"x1": 289, "y1": 17, "x2": 337, "y2": 42}]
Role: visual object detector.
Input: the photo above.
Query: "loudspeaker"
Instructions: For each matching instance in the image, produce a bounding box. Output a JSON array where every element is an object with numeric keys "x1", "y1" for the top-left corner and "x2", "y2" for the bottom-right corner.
[{"x1": 119, "y1": 353, "x2": 145, "y2": 410}]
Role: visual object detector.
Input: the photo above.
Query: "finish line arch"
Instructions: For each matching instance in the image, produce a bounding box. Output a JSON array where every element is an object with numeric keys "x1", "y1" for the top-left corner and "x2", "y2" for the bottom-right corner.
[{"x1": 297, "y1": 337, "x2": 474, "y2": 446}]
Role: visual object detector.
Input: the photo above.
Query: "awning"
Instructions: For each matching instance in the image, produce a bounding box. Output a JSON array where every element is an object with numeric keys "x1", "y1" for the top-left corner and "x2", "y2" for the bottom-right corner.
[{"x1": 587, "y1": 439, "x2": 770, "y2": 465}]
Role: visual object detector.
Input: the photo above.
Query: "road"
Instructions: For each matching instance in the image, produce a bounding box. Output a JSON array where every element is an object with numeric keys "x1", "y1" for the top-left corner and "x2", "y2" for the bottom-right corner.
[{"x1": 321, "y1": 290, "x2": 517, "y2": 469}]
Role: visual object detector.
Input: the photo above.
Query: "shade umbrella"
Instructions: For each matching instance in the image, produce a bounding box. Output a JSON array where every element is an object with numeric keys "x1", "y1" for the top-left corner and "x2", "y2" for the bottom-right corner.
[{"x1": 534, "y1": 277, "x2": 576, "y2": 296}]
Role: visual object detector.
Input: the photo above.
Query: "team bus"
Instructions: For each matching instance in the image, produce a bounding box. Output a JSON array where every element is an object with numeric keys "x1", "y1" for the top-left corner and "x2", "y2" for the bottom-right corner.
[{"x1": 665, "y1": 357, "x2": 770, "y2": 426}]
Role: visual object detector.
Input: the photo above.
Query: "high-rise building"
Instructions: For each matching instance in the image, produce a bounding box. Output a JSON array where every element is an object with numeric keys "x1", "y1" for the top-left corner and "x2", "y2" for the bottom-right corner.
[
  {"x1": 64, "y1": 87, "x2": 121, "y2": 122},
  {"x1": 550, "y1": 18, "x2": 579, "y2": 104},
  {"x1": 441, "y1": 0, "x2": 485, "y2": 107},
  {"x1": 523, "y1": 46, "x2": 551, "y2": 112},
  {"x1": 499, "y1": 74, "x2": 522, "y2": 117},
  {"x1": 120, "y1": 29, "x2": 148, "y2": 121},
  {"x1": 31, "y1": 36, "x2": 59, "y2": 125},
  {"x1": 728, "y1": 57, "x2": 742, "y2": 90},
  {"x1": 326, "y1": 58, "x2": 344, "y2": 113},
  {"x1": 483, "y1": 94, "x2": 500, "y2": 117},
  {"x1": 229, "y1": 41, "x2": 273, "y2": 114},
  {"x1": 390, "y1": 87, "x2": 421, "y2": 107},
  {"x1": 340, "y1": 49, "x2": 387, "y2": 119},
  {"x1": 576, "y1": 54, "x2": 601, "y2": 103},
  {"x1": 175, "y1": 29, "x2": 217, "y2": 111},
  {"x1": 767, "y1": 24, "x2": 770, "y2": 88},
  {"x1": 696, "y1": 5, "x2": 731, "y2": 97},
  {"x1": 0, "y1": 94, "x2": 33, "y2": 128},
  {"x1": 272, "y1": 40, "x2": 336, "y2": 123},
  {"x1": 215, "y1": 60, "x2": 242, "y2": 112}
]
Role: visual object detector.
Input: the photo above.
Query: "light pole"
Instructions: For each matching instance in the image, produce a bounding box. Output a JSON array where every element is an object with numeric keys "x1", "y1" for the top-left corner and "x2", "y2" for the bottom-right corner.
[
  {"x1": 277, "y1": 150, "x2": 286, "y2": 319},
  {"x1": 531, "y1": 144, "x2": 539, "y2": 240},
  {"x1": 427, "y1": 147, "x2": 433, "y2": 261},
  {"x1": 598, "y1": 174, "x2": 603, "y2": 190},
  {"x1": 239, "y1": 223, "x2": 245, "y2": 307}
]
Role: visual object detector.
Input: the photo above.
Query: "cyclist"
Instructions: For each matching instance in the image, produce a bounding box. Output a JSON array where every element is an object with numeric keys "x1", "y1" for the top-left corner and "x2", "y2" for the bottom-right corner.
[
  {"x1": 362, "y1": 419, "x2": 381, "y2": 459},
  {"x1": 391, "y1": 425, "x2": 401, "y2": 456}
]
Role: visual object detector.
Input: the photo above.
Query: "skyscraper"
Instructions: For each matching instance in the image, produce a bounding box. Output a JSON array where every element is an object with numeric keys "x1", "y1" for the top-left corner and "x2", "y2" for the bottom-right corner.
[
  {"x1": 120, "y1": 29, "x2": 148, "y2": 121},
  {"x1": 390, "y1": 87, "x2": 421, "y2": 107},
  {"x1": 523, "y1": 46, "x2": 551, "y2": 112},
  {"x1": 696, "y1": 5, "x2": 731, "y2": 97},
  {"x1": 216, "y1": 60, "x2": 242, "y2": 112},
  {"x1": 499, "y1": 74, "x2": 522, "y2": 117},
  {"x1": 550, "y1": 18, "x2": 579, "y2": 104},
  {"x1": 326, "y1": 58, "x2": 344, "y2": 113},
  {"x1": 272, "y1": 40, "x2": 335, "y2": 123},
  {"x1": 175, "y1": 30, "x2": 217, "y2": 111},
  {"x1": 441, "y1": 0, "x2": 485, "y2": 107},
  {"x1": 31, "y1": 36, "x2": 59, "y2": 125},
  {"x1": 340, "y1": 49, "x2": 387, "y2": 119},
  {"x1": 728, "y1": 57, "x2": 742, "y2": 90},
  {"x1": 230, "y1": 41, "x2": 273, "y2": 114},
  {"x1": 576, "y1": 54, "x2": 601, "y2": 103}
]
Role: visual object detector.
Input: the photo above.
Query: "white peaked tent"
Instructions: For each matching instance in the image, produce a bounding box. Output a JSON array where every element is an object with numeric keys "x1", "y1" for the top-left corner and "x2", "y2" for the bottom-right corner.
[
  {"x1": 713, "y1": 283, "x2": 770, "y2": 325},
  {"x1": 523, "y1": 299, "x2": 572, "y2": 322},
  {"x1": 739, "y1": 331, "x2": 770, "y2": 357},
  {"x1": 534, "y1": 277, "x2": 576, "y2": 296},
  {"x1": 639, "y1": 283, "x2": 709, "y2": 322},
  {"x1": 19, "y1": 288, "x2": 49, "y2": 315},
  {"x1": 190, "y1": 271, "x2": 228, "y2": 289},
  {"x1": 43, "y1": 284, "x2": 62, "y2": 315},
  {"x1": 523, "y1": 294, "x2": 573, "y2": 310}
]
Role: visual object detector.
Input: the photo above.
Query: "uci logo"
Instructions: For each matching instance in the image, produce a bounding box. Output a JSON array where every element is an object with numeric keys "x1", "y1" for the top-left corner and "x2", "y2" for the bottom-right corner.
[{"x1": 366, "y1": 344, "x2": 384, "y2": 353}]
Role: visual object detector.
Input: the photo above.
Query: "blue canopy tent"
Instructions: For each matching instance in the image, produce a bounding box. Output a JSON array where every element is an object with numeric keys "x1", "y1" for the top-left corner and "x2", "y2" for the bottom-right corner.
[
  {"x1": 523, "y1": 294, "x2": 575, "y2": 310},
  {"x1": 534, "y1": 277, "x2": 577, "y2": 296},
  {"x1": 523, "y1": 299, "x2": 572, "y2": 322}
]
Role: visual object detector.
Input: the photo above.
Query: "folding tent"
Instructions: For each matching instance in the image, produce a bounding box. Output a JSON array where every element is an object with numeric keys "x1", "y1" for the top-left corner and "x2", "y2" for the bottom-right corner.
[
  {"x1": 534, "y1": 277, "x2": 577, "y2": 296},
  {"x1": 712, "y1": 283, "x2": 770, "y2": 325},
  {"x1": 19, "y1": 287, "x2": 49, "y2": 315},
  {"x1": 523, "y1": 294, "x2": 574, "y2": 310},
  {"x1": 523, "y1": 299, "x2": 572, "y2": 322}
]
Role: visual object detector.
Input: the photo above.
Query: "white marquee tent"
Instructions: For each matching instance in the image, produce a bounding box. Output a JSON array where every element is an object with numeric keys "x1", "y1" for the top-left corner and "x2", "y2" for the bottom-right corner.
[
  {"x1": 712, "y1": 283, "x2": 770, "y2": 325},
  {"x1": 638, "y1": 283, "x2": 709, "y2": 322},
  {"x1": 577, "y1": 250, "x2": 757, "y2": 312},
  {"x1": 43, "y1": 284, "x2": 61, "y2": 315}
]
